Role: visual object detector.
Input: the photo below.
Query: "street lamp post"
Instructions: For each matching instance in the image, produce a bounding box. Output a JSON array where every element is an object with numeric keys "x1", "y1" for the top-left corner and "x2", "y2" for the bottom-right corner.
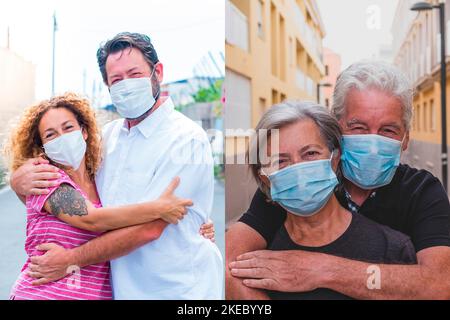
[
  {"x1": 52, "y1": 12, "x2": 58, "y2": 97},
  {"x1": 411, "y1": 1, "x2": 448, "y2": 191}
]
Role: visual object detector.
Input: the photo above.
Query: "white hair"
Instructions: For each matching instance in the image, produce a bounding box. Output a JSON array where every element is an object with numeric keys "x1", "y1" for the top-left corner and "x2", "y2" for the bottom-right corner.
[
  {"x1": 331, "y1": 61, "x2": 414, "y2": 130},
  {"x1": 248, "y1": 100, "x2": 342, "y2": 198}
]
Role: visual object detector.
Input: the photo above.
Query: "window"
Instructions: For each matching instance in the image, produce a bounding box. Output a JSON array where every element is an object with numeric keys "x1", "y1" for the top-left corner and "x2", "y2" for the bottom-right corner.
[
  {"x1": 325, "y1": 98, "x2": 330, "y2": 108},
  {"x1": 270, "y1": 2, "x2": 277, "y2": 77},
  {"x1": 272, "y1": 89, "x2": 278, "y2": 105},
  {"x1": 259, "y1": 97, "x2": 266, "y2": 118},
  {"x1": 289, "y1": 37, "x2": 293, "y2": 67},
  {"x1": 325, "y1": 65, "x2": 329, "y2": 76},
  {"x1": 430, "y1": 99, "x2": 436, "y2": 131},
  {"x1": 423, "y1": 102, "x2": 428, "y2": 132},
  {"x1": 279, "y1": 15, "x2": 286, "y2": 81},
  {"x1": 257, "y1": 0, "x2": 264, "y2": 38},
  {"x1": 417, "y1": 104, "x2": 421, "y2": 131}
]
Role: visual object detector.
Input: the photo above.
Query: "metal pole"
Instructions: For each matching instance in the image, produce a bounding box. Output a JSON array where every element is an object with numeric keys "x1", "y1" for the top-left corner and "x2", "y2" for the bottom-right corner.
[
  {"x1": 51, "y1": 12, "x2": 57, "y2": 97},
  {"x1": 439, "y1": 3, "x2": 448, "y2": 191},
  {"x1": 208, "y1": 51, "x2": 224, "y2": 78},
  {"x1": 6, "y1": 26, "x2": 10, "y2": 49}
]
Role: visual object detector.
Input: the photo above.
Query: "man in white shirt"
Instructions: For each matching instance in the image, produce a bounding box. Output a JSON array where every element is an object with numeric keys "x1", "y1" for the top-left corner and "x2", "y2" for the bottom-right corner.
[{"x1": 11, "y1": 32, "x2": 223, "y2": 299}]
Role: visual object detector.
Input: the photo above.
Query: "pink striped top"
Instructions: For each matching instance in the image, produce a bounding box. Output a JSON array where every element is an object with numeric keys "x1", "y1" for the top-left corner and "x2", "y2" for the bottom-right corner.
[{"x1": 10, "y1": 169, "x2": 112, "y2": 300}]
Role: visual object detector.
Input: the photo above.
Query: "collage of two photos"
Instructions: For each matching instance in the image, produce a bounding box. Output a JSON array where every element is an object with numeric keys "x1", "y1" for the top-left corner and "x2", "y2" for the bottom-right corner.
[{"x1": 0, "y1": 0, "x2": 449, "y2": 303}]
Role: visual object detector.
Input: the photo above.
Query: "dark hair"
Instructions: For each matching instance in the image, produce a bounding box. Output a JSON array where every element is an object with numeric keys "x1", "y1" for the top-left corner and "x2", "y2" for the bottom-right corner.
[{"x1": 97, "y1": 32, "x2": 159, "y2": 83}]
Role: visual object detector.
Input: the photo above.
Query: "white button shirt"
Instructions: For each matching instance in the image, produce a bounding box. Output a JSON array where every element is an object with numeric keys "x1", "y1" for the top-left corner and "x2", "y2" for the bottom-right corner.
[{"x1": 95, "y1": 97, "x2": 223, "y2": 299}]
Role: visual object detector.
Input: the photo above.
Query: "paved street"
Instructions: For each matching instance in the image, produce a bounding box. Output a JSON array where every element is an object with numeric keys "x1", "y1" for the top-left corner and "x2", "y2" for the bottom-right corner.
[
  {"x1": 0, "y1": 187, "x2": 26, "y2": 300},
  {"x1": 0, "y1": 179, "x2": 225, "y2": 300}
]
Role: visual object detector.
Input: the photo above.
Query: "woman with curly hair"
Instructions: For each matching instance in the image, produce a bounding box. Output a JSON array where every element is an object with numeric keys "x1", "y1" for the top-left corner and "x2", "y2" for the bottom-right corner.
[{"x1": 4, "y1": 92, "x2": 198, "y2": 300}]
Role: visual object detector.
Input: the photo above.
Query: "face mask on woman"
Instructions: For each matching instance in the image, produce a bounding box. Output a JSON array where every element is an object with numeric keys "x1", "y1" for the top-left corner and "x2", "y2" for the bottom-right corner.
[
  {"x1": 265, "y1": 152, "x2": 338, "y2": 217},
  {"x1": 43, "y1": 130, "x2": 87, "y2": 170},
  {"x1": 341, "y1": 134, "x2": 403, "y2": 189},
  {"x1": 109, "y1": 67, "x2": 159, "y2": 119}
]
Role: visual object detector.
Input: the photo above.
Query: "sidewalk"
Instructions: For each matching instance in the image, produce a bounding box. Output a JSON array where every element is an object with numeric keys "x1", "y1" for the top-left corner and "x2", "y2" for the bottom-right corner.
[
  {"x1": 0, "y1": 180, "x2": 225, "y2": 300},
  {"x1": 0, "y1": 187, "x2": 27, "y2": 300}
]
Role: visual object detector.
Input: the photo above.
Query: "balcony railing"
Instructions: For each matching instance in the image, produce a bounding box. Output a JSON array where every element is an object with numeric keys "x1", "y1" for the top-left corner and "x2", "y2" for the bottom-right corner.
[
  {"x1": 296, "y1": 68, "x2": 315, "y2": 97},
  {"x1": 293, "y1": 5, "x2": 323, "y2": 63},
  {"x1": 225, "y1": 0, "x2": 249, "y2": 52}
]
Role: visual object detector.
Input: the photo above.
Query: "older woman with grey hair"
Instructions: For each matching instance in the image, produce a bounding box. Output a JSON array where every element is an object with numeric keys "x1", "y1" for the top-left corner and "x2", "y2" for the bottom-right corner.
[{"x1": 245, "y1": 100, "x2": 417, "y2": 300}]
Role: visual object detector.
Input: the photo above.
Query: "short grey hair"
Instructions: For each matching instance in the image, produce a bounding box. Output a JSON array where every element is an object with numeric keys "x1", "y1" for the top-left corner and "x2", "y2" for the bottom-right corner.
[
  {"x1": 332, "y1": 61, "x2": 414, "y2": 130},
  {"x1": 248, "y1": 100, "x2": 342, "y2": 198}
]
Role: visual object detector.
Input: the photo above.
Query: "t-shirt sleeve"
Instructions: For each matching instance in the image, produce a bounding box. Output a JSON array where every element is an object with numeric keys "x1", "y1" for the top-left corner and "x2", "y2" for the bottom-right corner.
[
  {"x1": 384, "y1": 229, "x2": 418, "y2": 264},
  {"x1": 26, "y1": 170, "x2": 78, "y2": 215},
  {"x1": 398, "y1": 240, "x2": 418, "y2": 264},
  {"x1": 409, "y1": 175, "x2": 450, "y2": 252},
  {"x1": 238, "y1": 188, "x2": 286, "y2": 245}
]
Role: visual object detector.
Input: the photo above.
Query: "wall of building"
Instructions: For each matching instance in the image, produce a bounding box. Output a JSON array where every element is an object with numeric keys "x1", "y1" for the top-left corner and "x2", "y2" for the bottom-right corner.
[
  {"x1": 225, "y1": 0, "x2": 326, "y2": 224},
  {"x1": 322, "y1": 47, "x2": 341, "y2": 109},
  {"x1": 0, "y1": 47, "x2": 35, "y2": 152},
  {"x1": 0, "y1": 47, "x2": 35, "y2": 185},
  {"x1": 392, "y1": 0, "x2": 450, "y2": 193}
]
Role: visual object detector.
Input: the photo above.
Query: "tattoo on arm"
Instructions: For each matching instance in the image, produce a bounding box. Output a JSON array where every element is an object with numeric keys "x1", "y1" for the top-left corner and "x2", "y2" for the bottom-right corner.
[{"x1": 47, "y1": 184, "x2": 88, "y2": 217}]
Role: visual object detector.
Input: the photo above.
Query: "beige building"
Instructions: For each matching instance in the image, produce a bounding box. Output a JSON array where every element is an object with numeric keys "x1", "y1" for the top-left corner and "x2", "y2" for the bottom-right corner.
[
  {"x1": 0, "y1": 46, "x2": 35, "y2": 184},
  {"x1": 392, "y1": 0, "x2": 450, "y2": 189},
  {"x1": 0, "y1": 46, "x2": 36, "y2": 149},
  {"x1": 322, "y1": 47, "x2": 341, "y2": 109},
  {"x1": 225, "y1": 0, "x2": 326, "y2": 224}
]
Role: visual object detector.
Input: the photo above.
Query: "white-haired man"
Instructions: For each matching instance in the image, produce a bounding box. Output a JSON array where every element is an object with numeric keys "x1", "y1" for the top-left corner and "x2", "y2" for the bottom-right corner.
[{"x1": 227, "y1": 61, "x2": 450, "y2": 299}]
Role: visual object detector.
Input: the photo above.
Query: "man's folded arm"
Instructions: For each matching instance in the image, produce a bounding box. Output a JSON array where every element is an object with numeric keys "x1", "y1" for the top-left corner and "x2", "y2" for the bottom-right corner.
[
  {"x1": 226, "y1": 222, "x2": 270, "y2": 300},
  {"x1": 68, "y1": 219, "x2": 168, "y2": 268}
]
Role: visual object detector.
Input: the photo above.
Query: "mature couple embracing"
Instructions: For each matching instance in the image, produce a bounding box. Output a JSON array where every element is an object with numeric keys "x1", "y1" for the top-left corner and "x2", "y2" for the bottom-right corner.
[{"x1": 226, "y1": 61, "x2": 450, "y2": 300}]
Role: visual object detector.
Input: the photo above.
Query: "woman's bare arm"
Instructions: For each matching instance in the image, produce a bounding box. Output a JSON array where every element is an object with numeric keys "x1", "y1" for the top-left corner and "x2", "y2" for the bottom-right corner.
[{"x1": 42, "y1": 177, "x2": 192, "y2": 232}]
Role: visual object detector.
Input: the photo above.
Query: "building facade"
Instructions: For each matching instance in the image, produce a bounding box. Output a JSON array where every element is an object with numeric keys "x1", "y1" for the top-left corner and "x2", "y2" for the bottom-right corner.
[
  {"x1": 225, "y1": 0, "x2": 326, "y2": 223},
  {"x1": 392, "y1": 0, "x2": 450, "y2": 189},
  {"x1": 322, "y1": 47, "x2": 341, "y2": 109},
  {"x1": 0, "y1": 47, "x2": 35, "y2": 147},
  {"x1": 0, "y1": 46, "x2": 35, "y2": 185}
]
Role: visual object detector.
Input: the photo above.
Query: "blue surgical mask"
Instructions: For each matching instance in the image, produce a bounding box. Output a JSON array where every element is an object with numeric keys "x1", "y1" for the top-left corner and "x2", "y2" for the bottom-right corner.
[
  {"x1": 341, "y1": 134, "x2": 403, "y2": 190},
  {"x1": 266, "y1": 153, "x2": 338, "y2": 217}
]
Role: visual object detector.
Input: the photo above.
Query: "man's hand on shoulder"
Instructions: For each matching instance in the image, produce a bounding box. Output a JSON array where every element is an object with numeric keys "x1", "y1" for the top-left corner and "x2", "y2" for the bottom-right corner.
[{"x1": 10, "y1": 157, "x2": 61, "y2": 197}]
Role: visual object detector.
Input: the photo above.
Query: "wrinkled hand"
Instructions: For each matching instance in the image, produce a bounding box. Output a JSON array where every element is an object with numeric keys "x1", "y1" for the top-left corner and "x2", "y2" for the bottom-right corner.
[
  {"x1": 228, "y1": 250, "x2": 325, "y2": 292},
  {"x1": 11, "y1": 157, "x2": 60, "y2": 196},
  {"x1": 157, "y1": 177, "x2": 193, "y2": 224},
  {"x1": 27, "y1": 243, "x2": 73, "y2": 286},
  {"x1": 200, "y1": 219, "x2": 215, "y2": 242}
]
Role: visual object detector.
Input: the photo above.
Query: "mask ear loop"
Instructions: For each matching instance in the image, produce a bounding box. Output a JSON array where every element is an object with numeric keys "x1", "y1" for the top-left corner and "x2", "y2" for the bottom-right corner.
[
  {"x1": 259, "y1": 167, "x2": 268, "y2": 177},
  {"x1": 150, "y1": 63, "x2": 161, "y2": 100}
]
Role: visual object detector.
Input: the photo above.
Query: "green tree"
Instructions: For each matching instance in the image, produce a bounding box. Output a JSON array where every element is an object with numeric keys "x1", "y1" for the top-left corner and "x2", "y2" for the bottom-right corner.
[{"x1": 192, "y1": 79, "x2": 223, "y2": 103}]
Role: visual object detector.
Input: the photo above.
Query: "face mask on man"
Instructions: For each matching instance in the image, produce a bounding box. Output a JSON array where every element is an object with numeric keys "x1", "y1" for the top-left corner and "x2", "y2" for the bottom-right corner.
[
  {"x1": 43, "y1": 130, "x2": 87, "y2": 170},
  {"x1": 264, "y1": 152, "x2": 338, "y2": 217},
  {"x1": 341, "y1": 134, "x2": 403, "y2": 190},
  {"x1": 109, "y1": 67, "x2": 159, "y2": 119}
]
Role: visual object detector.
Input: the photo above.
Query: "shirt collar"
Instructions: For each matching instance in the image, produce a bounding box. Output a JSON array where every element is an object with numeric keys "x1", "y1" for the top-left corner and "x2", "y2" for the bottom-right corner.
[
  {"x1": 121, "y1": 96, "x2": 174, "y2": 139},
  {"x1": 342, "y1": 187, "x2": 377, "y2": 214}
]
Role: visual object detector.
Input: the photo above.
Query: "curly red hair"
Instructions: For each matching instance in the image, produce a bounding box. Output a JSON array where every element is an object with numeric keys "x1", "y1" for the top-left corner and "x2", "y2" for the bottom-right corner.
[{"x1": 4, "y1": 92, "x2": 102, "y2": 180}]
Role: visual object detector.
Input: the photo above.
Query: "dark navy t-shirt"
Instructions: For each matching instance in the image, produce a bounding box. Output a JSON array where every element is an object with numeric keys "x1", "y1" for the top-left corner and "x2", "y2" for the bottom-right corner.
[{"x1": 267, "y1": 212, "x2": 417, "y2": 300}]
